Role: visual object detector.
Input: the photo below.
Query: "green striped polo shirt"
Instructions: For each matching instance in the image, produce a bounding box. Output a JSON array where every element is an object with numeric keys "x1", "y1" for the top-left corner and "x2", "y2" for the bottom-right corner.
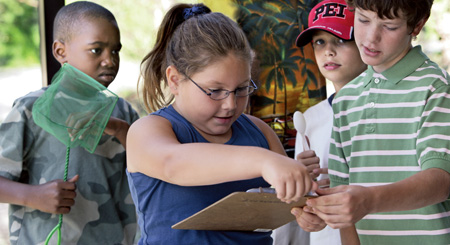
[{"x1": 329, "y1": 46, "x2": 450, "y2": 244}]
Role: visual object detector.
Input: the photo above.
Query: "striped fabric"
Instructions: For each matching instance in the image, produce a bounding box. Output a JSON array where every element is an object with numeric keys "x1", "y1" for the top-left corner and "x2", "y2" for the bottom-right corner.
[{"x1": 329, "y1": 46, "x2": 450, "y2": 244}]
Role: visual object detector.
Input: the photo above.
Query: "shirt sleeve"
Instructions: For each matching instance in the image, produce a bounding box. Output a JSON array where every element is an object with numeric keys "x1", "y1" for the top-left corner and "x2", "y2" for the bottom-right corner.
[
  {"x1": 416, "y1": 84, "x2": 450, "y2": 174},
  {"x1": 0, "y1": 96, "x2": 36, "y2": 181}
]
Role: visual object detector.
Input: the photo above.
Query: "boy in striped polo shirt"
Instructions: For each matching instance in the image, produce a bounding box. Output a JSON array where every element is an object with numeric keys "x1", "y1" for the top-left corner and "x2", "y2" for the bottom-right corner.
[{"x1": 296, "y1": 0, "x2": 450, "y2": 244}]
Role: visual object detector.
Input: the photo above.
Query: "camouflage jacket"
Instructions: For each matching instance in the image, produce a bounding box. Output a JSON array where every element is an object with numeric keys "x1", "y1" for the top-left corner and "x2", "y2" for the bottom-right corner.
[{"x1": 0, "y1": 88, "x2": 139, "y2": 245}]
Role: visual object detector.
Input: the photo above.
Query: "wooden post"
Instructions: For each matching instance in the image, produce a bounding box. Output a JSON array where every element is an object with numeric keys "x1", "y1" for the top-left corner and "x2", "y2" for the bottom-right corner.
[{"x1": 38, "y1": 0, "x2": 65, "y2": 86}]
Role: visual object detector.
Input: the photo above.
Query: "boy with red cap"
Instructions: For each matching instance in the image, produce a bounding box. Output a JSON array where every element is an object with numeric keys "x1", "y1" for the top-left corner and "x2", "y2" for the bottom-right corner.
[{"x1": 272, "y1": 0, "x2": 366, "y2": 244}]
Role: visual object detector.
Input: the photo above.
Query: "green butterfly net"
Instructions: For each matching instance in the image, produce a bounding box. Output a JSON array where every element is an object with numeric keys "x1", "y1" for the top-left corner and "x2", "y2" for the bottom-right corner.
[
  {"x1": 33, "y1": 63, "x2": 118, "y2": 153},
  {"x1": 32, "y1": 63, "x2": 118, "y2": 244}
]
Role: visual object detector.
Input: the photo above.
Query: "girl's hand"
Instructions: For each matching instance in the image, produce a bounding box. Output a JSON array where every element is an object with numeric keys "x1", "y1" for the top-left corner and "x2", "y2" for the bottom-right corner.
[{"x1": 261, "y1": 156, "x2": 317, "y2": 203}]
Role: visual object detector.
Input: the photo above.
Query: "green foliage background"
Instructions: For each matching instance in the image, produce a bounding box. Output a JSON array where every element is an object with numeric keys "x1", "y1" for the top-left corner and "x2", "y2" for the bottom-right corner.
[{"x1": 0, "y1": 0, "x2": 40, "y2": 66}]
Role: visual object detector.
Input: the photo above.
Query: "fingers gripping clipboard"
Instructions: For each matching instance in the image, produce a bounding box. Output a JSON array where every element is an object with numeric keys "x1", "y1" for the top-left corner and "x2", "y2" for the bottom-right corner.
[{"x1": 172, "y1": 188, "x2": 317, "y2": 232}]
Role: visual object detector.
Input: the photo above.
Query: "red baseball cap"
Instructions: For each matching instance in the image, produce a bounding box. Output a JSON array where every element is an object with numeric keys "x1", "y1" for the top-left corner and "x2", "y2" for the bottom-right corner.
[{"x1": 296, "y1": 0, "x2": 355, "y2": 47}]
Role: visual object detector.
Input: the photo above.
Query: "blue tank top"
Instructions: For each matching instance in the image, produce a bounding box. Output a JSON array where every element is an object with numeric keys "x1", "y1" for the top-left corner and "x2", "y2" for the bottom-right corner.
[{"x1": 127, "y1": 105, "x2": 272, "y2": 244}]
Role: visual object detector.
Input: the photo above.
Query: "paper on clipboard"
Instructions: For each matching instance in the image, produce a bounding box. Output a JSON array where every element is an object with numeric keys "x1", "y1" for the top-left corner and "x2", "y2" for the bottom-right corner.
[{"x1": 171, "y1": 190, "x2": 317, "y2": 232}]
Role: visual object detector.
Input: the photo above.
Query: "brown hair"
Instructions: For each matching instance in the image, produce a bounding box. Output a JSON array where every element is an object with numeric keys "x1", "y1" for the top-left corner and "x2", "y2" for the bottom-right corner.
[
  {"x1": 139, "y1": 3, "x2": 253, "y2": 112},
  {"x1": 346, "y1": 0, "x2": 433, "y2": 31}
]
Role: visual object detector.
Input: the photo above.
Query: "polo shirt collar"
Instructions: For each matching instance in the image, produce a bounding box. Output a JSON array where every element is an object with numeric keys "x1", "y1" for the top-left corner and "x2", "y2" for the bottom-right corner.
[{"x1": 363, "y1": 45, "x2": 428, "y2": 87}]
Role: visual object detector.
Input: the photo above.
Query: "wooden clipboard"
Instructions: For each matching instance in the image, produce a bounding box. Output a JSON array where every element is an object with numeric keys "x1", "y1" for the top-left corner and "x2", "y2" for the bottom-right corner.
[{"x1": 172, "y1": 191, "x2": 316, "y2": 232}]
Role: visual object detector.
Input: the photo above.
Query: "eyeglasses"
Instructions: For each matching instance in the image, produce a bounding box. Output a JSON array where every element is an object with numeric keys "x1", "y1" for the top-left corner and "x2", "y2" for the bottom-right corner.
[{"x1": 183, "y1": 74, "x2": 257, "y2": 100}]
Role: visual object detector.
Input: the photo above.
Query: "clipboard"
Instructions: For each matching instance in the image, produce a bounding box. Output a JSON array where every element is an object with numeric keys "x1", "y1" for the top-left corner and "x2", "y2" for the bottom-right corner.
[{"x1": 172, "y1": 189, "x2": 316, "y2": 232}]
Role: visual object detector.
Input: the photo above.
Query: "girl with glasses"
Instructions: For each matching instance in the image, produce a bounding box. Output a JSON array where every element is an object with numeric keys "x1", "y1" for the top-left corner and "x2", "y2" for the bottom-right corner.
[{"x1": 126, "y1": 3, "x2": 317, "y2": 244}]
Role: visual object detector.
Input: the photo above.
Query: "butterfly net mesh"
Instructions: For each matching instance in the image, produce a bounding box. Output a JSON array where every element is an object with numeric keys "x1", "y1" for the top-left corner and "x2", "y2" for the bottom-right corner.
[{"x1": 32, "y1": 63, "x2": 118, "y2": 153}]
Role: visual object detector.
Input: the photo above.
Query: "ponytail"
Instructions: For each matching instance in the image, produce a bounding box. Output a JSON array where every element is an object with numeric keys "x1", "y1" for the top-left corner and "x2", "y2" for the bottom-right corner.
[{"x1": 139, "y1": 4, "x2": 191, "y2": 112}]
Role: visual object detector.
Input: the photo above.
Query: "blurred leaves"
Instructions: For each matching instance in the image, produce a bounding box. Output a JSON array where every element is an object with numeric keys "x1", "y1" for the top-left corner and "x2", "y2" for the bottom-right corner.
[
  {"x1": 0, "y1": 0, "x2": 39, "y2": 66},
  {"x1": 414, "y1": 0, "x2": 450, "y2": 72}
]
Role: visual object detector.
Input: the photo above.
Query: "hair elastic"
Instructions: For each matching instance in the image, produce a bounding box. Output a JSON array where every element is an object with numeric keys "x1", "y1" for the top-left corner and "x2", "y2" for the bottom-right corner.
[{"x1": 182, "y1": 5, "x2": 211, "y2": 20}]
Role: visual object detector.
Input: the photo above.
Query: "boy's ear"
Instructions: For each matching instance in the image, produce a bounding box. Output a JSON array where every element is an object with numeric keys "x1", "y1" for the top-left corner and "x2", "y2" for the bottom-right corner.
[
  {"x1": 411, "y1": 17, "x2": 428, "y2": 37},
  {"x1": 166, "y1": 65, "x2": 182, "y2": 95},
  {"x1": 52, "y1": 40, "x2": 67, "y2": 65}
]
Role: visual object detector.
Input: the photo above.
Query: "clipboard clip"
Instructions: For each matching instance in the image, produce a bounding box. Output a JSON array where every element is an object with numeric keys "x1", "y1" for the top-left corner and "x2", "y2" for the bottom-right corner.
[{"x1": 246, "y1": 187, "x2": 276, "y2": 194}]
